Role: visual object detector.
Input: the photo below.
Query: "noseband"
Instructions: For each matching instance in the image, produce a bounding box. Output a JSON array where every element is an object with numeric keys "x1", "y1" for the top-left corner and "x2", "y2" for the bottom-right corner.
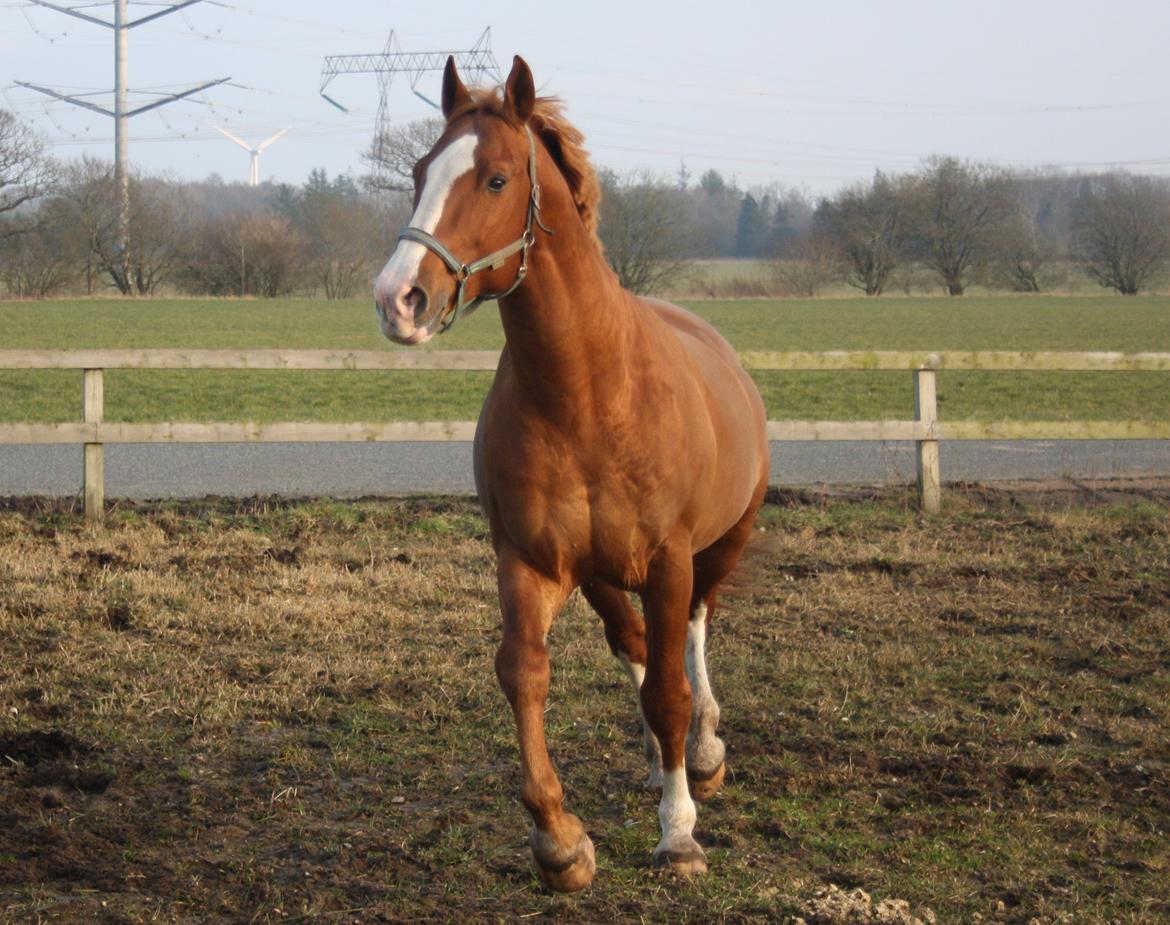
[{"x1": 397, "y1": 125, "x2": 552, "y2": 334}]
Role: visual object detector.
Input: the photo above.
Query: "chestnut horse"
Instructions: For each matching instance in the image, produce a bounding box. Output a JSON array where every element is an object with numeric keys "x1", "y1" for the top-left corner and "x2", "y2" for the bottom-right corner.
[{"x1": 373, "y1": 55, "x2": 769, "y2": 891}]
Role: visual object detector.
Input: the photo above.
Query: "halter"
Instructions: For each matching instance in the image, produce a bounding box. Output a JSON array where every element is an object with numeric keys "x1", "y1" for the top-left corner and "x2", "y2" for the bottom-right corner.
[{"x1": 397, "y1": 125, "x2": 552, "y2": 334}]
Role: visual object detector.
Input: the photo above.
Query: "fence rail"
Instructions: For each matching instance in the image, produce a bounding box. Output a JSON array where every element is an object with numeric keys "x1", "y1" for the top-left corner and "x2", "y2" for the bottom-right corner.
[{"x1": 1, "y1": 349, "x2": 1166, "y2": 520}]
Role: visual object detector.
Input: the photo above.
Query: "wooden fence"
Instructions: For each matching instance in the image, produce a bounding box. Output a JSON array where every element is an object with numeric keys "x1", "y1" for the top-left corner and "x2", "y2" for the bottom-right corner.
[{"x1": 1, "y1": 349, "x2": 1167, "y2": 520}]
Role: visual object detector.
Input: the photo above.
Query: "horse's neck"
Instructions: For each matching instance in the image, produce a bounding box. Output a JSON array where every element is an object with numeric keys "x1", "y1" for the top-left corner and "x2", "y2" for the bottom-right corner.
[{"x1": 497, "y1": 222, "x2": 638, "y2": 408}]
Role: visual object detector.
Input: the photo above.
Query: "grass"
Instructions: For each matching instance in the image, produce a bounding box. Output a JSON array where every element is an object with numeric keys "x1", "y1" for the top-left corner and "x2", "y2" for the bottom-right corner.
[
  {"x1": 1, "y1": 486, "x2": 1167, "y2": 923},
  {"x1": 0, "y1": 295, "x2": 1168, "y2": 425}
]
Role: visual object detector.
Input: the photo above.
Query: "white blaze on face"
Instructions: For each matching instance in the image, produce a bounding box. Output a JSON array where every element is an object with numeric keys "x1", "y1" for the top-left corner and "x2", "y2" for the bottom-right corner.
[{"x1": 374, "y1": 131, "x2": 478, "y2": 336}]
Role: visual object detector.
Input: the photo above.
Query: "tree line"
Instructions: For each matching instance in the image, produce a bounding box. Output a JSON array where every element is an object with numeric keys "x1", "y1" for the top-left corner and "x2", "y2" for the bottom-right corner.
[
  {"x1": 598, "y1": 155, "x2": 1170, "y2": 298},
  {"x1": 2, "y1": 108, "x2": 1169, "y2": 298}
]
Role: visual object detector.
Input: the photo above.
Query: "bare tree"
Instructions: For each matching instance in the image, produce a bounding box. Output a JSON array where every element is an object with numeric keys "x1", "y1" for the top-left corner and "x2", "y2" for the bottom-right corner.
[
  {"x1": 363, "y1": 118, "x2": 445, "y2": 194},
  {"x1": 913, "y1": 156, "x2": 1013, "y2": 296},
  {"x1": 0, "y1": 212, "x2": 73, "y2": 297},
  {"x1": 819, "y1": 172, "x2": 916, "y2": 296},
  {"x1": 598, "y1": 168, "x2": 693, "y2": 295},
  {"x1": 1072, "y1": 172, "x2": 1170, "y2": 295},
  {"x1": 0, "y1": 109, "x2": 53, "y2": 234},
  {"x1": 994, "y1": 207, "x2": 1057, "y2": 293},
  {"x1": 49, "y1": 159, "x2": 193, "y2": 294},
  {"x1": 183, "y1": 211, "x2": 309, "y2": 297},
  {"x1": 123, "y1": 176, "x2": 198, "y2": 294},
  {"x1": 301, "y1": 192, "x2": 388, "y2": 299},
  {"x1": 52, "y1": 157, "x2": 117, "y2": 294},
  {"x1": 773, "y1": 232, "x2": 841, "y2": 297}
]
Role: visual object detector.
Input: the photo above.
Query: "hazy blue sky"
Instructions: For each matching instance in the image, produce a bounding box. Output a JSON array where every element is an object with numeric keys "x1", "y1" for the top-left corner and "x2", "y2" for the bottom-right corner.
[{"x1": 3, "y1": 0, "x2": 1168, "y2": 194}]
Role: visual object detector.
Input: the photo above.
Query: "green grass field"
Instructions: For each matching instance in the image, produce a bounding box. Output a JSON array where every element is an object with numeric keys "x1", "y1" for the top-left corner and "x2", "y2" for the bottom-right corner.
[{"x1": 1, "y1": 295, "x2": 1167, "y2": 424}]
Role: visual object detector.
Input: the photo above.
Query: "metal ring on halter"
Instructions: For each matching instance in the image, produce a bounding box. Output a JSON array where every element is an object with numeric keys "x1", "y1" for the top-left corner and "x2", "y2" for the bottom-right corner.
[{"x1": 395, "y1": 125, "x2": 551, "y2": 334}]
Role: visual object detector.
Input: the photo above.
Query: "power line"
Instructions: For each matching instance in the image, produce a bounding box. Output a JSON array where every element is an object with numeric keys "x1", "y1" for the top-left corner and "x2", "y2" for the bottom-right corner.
[
  {"x1": 319, "y1": 26, "x2": 501, "y2": 173},
  {"x1": 15, "y1": 0, "x2": 229, "y2": 288}
]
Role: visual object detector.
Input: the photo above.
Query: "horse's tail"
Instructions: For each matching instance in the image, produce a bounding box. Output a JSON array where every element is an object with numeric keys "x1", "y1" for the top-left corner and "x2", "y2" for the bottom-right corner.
[{"x1": 712, "y1": 524, "x2": 778, "y2": 607}]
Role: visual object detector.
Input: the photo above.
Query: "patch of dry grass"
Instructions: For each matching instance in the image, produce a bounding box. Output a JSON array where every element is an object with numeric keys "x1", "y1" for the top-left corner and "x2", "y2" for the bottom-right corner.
[{"x1": 1, "y1": 488, "x2": 1167, "y2": 924}]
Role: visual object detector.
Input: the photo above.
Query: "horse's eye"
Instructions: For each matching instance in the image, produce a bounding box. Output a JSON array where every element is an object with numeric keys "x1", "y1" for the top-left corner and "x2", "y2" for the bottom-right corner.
[{"x1": 487, "y1": 175, "x2": 507, "y2": 193}]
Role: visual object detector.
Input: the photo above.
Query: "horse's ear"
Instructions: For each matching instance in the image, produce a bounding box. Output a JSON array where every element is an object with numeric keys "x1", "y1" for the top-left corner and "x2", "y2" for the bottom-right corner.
[
  {"x1": 504, "y1": 55, "x2": 535, "y2": 123},
  {"x1": 442, "y1": 56, "x2": 471, "y2": 120}
]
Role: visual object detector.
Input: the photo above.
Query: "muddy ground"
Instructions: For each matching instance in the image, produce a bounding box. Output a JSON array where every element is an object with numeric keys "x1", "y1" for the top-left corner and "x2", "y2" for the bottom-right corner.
[{"x1": 1, "y1": 482, "x2": 1167, "y2": 923}]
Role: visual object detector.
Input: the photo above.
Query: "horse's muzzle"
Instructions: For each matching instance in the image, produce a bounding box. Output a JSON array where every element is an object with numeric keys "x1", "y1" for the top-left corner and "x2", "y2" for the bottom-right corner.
[{"x1": 375, "y1": 279, "x2": 440, "y2": 345}]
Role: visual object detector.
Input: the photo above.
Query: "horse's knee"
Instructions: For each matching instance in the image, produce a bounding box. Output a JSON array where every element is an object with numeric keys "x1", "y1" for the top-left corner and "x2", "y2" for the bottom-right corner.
[
  {"x1": 639, "y1": 672, "x2": 691, "y2": 742},
  {"x1": 495, "y1": 635, "x2": 549, "y2": 705}
]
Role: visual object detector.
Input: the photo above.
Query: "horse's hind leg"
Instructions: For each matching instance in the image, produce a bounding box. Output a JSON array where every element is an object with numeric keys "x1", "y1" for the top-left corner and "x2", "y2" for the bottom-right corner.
[
  {"x1": 495, "y1": 548, "x2": 595, "y2": 893},
  {"x1": 685, "y1": 500, "x2": 762, "y2": 801},
  {"x1": 582, "y1": 580, "x2": 663, "y2": 788},
  {"x1": 684, "y1": 589, "x2": 725, "y2": 802}
]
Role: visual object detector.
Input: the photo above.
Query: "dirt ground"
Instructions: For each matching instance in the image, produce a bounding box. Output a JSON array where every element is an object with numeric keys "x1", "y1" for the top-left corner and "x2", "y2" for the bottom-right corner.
[{"x1": 1, "y1": 482, "x2": 1167, "y2": 924}]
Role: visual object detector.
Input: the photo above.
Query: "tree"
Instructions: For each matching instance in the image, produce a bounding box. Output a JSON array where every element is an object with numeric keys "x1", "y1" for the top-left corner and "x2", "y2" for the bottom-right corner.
[
  {"x1": 698, "y1": 169, "x2": 728, "y2": 196},
  {"x1": 819, "y1": 172, "x2": 916, "y2": 296},
  {"x1": 51, "y1": 157, "x2": 117, "y2": 294},
  {"x1": 734, "y1": 194, "x2": 769, "y2": 257},
  {"x1": 773, "y1": 233, "x2": 841, "y2": 297},
  {"x1": 0, "y1": 208, "x2": 73, "y2": 297},
  {"x1": 686, "y1": 169, "x2": 740, "y2": 256},
  {"x1": 363, "y1": 118, "x2": 445, "y2": 194},
  {"x1": 182, "y1": 211, "x2": 308, "y2": 297},
  {"x1": 1072, "y1": 172, "x2": 1170, "y2": 295},
  {"x1": 0, "y1": 109, "x2": 52, "y2": 234},
  {"x1": 300, "y1": 188, "x2": 388, "y2": 299},
  {"x1": 123, "y1": 176, "x2": 198, "y2": 294},
  {"x1": 49, "y1": 159, "x2": 194, "y2": 295},
  {"x1": 597, "y1": 169, "x2": 694, "y2": 295},
  {"x1": 994, "y1": 205, "x2": 1057, "y2": 293},
  {"x1": 913, "y1": 156, "x2": 1013, "y2": 296}
]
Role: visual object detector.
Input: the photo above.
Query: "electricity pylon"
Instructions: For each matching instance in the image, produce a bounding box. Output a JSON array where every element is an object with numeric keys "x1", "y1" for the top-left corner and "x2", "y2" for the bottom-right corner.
[
  {"x1": 215, "y1": 127, "x2": 289, "y2": 187},
  {"x1": 319, "y1": 27, "x2": 500, "y2": 171},
  {"x1": 16, "y1": 0, "x2": 229, "y2": 292}
]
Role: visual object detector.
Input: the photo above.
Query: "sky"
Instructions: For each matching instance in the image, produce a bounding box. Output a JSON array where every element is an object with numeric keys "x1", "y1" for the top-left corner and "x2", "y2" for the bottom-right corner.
[{"x1": 2, "y1": 0, "x2": 1169, "y2": 196}]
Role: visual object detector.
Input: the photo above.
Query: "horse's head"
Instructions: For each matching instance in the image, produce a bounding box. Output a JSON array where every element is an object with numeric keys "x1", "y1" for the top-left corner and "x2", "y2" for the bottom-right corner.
[{"x1": 374, "y1": 55, "x2": 543, "y2": 345}]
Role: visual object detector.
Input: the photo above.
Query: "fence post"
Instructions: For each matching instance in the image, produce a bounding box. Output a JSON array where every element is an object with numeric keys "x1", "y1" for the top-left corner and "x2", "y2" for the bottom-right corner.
[
  {"x1": 914, "y1": 363, "x2": 940, "y2": 514},
  {"x1": 83, "y1": 368, "x2": 104, "y2": 521}
]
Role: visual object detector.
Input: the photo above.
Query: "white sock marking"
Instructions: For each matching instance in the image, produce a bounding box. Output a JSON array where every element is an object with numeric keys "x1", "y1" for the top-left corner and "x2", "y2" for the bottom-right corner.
[{"x1": 658, "y1": 767, "x2": 697, "y2": 846}]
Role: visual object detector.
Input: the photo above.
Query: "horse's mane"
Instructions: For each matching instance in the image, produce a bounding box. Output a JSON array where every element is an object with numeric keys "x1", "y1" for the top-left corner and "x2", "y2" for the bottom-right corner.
[{"x1": 449, "y1": 90, "x2": 602, "y2": 249}]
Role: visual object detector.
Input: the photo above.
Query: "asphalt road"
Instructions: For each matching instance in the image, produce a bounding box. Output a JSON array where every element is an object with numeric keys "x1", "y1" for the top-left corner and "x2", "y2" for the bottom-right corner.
[{"x1": 1, "y1": 440, "x2": 1168, "y2": 500}]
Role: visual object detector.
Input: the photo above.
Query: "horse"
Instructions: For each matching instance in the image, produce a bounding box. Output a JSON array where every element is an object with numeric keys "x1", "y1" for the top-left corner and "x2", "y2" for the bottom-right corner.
[{"x1": 373, "y1": 55, "x2": 769, "y2": 892}]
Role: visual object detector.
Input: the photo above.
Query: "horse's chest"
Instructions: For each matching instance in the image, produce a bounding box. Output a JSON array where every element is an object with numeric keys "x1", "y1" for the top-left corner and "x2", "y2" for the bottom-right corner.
[{"x1": 483, "y1": 453, "x2": 668, "y2": 587}]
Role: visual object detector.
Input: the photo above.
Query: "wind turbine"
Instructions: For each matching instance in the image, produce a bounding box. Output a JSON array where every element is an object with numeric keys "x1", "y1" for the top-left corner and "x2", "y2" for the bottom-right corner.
[{"x1": 215, "y1": 126, "x2": 289, "y2": 187}]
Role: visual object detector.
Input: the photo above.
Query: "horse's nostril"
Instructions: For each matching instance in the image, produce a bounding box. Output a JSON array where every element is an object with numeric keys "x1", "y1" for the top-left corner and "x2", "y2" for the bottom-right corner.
[{"x1": 404, "y1": 287, "x2": 428, "y2": 321}]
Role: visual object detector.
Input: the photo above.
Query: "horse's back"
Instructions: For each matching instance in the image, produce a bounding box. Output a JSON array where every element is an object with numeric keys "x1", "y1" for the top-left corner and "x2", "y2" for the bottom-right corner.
[
  {"x1": 640, "y1": 296, "x2": 767, "y2": 443},
  {"x1": 639, "y1": 298, "x2": 741, "y2": 368}
]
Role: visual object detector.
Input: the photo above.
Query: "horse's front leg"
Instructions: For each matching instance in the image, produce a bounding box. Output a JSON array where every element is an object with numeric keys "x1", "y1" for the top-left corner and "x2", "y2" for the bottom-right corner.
[
  {"x1": 494, "y1": 547, "x2": 595, "y2": 892},
  {"x1": 640, "y1": 540, "x2": 708, "y2": 875}
]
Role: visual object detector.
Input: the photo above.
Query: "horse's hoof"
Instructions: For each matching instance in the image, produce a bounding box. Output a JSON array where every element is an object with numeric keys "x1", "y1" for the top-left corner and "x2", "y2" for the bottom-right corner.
[
  {"x1": 530, "y1": 828, "x2": 596, "y2": 893},
  {"x1": 688, "y1": 761, "x2": 725, "y2": 802},
  {"x1": 651, "y1": 837, "x2": 709, "y2": 877}
]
